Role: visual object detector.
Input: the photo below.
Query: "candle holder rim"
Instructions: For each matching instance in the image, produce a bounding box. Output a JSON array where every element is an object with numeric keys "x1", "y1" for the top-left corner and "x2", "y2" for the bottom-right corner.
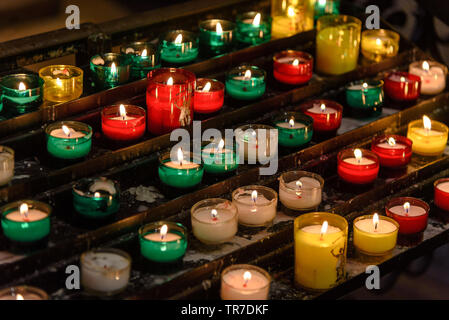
[
  {"x1": 385, "y1": 71, "x2": 421, "y2": 83},
  {"x1": 273, "y1": 112, "x2": 314, "y2": 126},
  {"x1": 221, "y1": 264, "x2": 271, "y2": 291},
  {"x1": 160, "y1": 29, "x2": 199, "y2": 43},
  {"x1": 317, "y1": 14, "x2": 362, "y2": 27},
  {"x1": 101, "y1": 104, "x2": 146, "y2": 117},
  {"x1": 353, "y1": 214, "x2": 399, "y2": 234},
  {"x1": 361, "y1": 28, "x2": 400, "y2": 41},
  {"x1": 407, "y1": 118, "x2": 449, "y2": 134},
  {"x1": 299, "y1": 99, "x2": 344, "y2": 112},
  {"x1": 385, "y1": 197, "x2": 430, "y2": 218},
  {"x1": 0, "y1": 73, "x2": 44, "y2": 91},
  {"x1": 294, "y1": 211, "x2": 348, "y2": 233},
  {"x1": 232, "y1": 185, "x2": 278, "y2": 206},
  {"x1": 159, "y1": 150, "x2": 203, "y2": 168},
  {"x1": 371, "y1": 134, "x2": 413, "y2": 149},
  {"x1": 191, "y1": 198, "x2": 237, "y2": 224},
  {"x1": 409, "y1": 60, "x2": 449, "y2": 74},
  {"x1": 44, "y1": 120, "x2": 93, "y2": 140},
  {"x1": 434, "y1": 177, "x2": 449, "y2": 191},
  {"x1": 195, "y1": 78, "x2": 225, "y2": 91},
  {"x1": 147, "y1": 67, "x2": 196, "y2": 85},
  {"x1": 226, "y1": 65, "x2": 266, "y2": 79},
  {"x1": 0, "y1": 199, "x2": 52, "y2": 221},
  {"x1": 89, "y1": 53, "x2": 131, "y2": 69},
  {"x1": 236, "y1": 11, "x2": 272, "y2": 22},
  {"x1": 273, "y1": 50, "x2": 313, "y2": 63},
  {"x1": 346, "y1": 79, "x2": 384, "y2": 90},
  {"x1": 199, "y1": 19, "x2": 235, "y2": 32},
  {"x1": 236, "y1": 123, "x2": 275, "y2": 131},
  {"x1": 120, "y1": 41, "x2": 158, "y2": 54},
  {"x1": 337, "y1": 148, "x2": 379, "y2": 163},
  {"x1": 80, "y1": 247, "x2": 131, "y2": 273},
  {"x1": 38, "y1": 64, "x2": 83, "y2": 77},
  {"x1": 0, "y1": 285, "x2": 49, "y2": 300},
  {"x1": 0, "y1": 145, "x2": 14, "y2": 157},
  {"x1": 138, "y1": 221, "x2": 187, "y2": 244},
  {"x1": 279, "y1": 170, "x2": 324, "y2": 191},
  {"x1": 72, "y1": 177, "x2": 120, "y2": 198}
]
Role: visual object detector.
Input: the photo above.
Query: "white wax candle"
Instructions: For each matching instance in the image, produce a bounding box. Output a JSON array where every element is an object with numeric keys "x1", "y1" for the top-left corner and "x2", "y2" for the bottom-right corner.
[
  {"x1": 164, "y1": 160, "x2": 199, "y2": 170},
  {"x1": 276, "y1": 121, "x2": 306, "y2": 129},
  {"x1": 343, "y1": 157, "x2": 375, "y2": 165},
  {"x1": 276, "y1": 57, "x2": 306, "y2": 64},
  {"x1": 6, "y1": 209, "x2": 47, "y2": 222},
  {"x1": 409, "y1": 64, "x2": 446, "y2": 95},
  {"x1": 376, "y1": 142, "x2": 407, "y2": 150},
  {"x1": 110, "y1": 115, "x2": 137, "y2": 121},
  {"x1": 50, "y1": 127, "x2": 85, "y2": 139},
  {"x1": 279, "y1": 176, "x2": 322, "y2": 211},
  {"x1": 388, "y1": 205, "x2": 426, "y2": 217},
  {"x1": 301, "y1": 224, "x2": 341, "y2": 234},
  {"x1": 221, "y1": 269, "x2": 270, "y2": 300},
  {"x1": 348, "y1": 84, "x2": 376, "y2": 90},
  {"x1": 81, "y1": 251, "x2": 130, "y2": 294},
  {"x1": 233, "y1": 192, "x2": 277, "y2": 226},
  {"x1": 388, "y1": 74, "x2": 410, "y2": 83},
  {"x1": 0, "y1": 151, "x2": 14, "y2": 186},
  {"x1": 144, "y1": 232, "x2": 181, "y2": 242},
  {"x1": 89, "y1": 179, "x2": 117, "y2": 195},
  {"x1": 307, "y1": 104, "x2": 337, "y2": 114},
  {"x1": 354, "y1": 218, "x2": 397, "y2": 234},
  {"x1": 236, "y1": 129, "x2": 278, "y2": 162},
  {"x1": 436, "y1": 181, "x2": 449, "y2": 193},
  {"x1": 191, "y1": 207, "x2": 237, "y2": 244}
]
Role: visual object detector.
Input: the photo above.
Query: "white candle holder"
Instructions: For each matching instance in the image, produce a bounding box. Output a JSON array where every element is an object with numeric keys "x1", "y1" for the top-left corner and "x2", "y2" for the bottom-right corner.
[
  {"x1": 279, "y1": 170, "x2": 324, "y2": 212},
  {"x1": 232, "y1": 185, "x2": 278, "y2": 227},
  {"x1": 191, "y1": 198, "x2": 238, "y2": 245},
  {"x1": 220, "y1": 264, "x2": 271, "y2": 300}
]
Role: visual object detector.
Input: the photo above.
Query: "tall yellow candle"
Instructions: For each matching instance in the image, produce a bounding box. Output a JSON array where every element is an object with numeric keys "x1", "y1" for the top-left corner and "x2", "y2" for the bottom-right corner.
[
  {"x1": 407, "y1": 115, "x2": 448, "y2": 156},
  {"x1": 294, "y1": 212, "x2": 348, "y2": 291},
  {"x1": 316, "y1": 15, "x2": 361, "y2": 75},
  {"x1": 353, "y1": 213, "x2": 399, "y2": 256},
  {"x1": 271, "y1": 0, "x2": 314, "y2": 38}
]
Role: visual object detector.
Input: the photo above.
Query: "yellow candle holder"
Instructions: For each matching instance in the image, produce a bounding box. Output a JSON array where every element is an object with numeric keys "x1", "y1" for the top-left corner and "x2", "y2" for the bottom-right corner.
[
  {"x1": 407, "y1": 118, "x2": 448, "y2": 156},
  {"x1": 271, "y1": 0, "x2": 314, "y2": 38},
  {"x1": 353, "y1": 214, "x2": 399, "y2": 257},
  {"x1": 294, "y1": 212, "x2": 348, "y2": 292},
  {"x1": 361, "y1": 29, "x2": 400, "y2": 62},
  {"x1": 39, "y1": 65, "x2": 83, "y2": 103},
  {"x1": 316, "y1": 15, "x2": 362, "y2": 75}
]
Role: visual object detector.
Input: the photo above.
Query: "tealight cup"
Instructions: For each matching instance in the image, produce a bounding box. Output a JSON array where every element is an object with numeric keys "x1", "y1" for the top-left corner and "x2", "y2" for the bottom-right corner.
[
  {"x1": 385, "y1": 197, "x2": 429, "y2": 235},
  {"x1": 121, "y1": 42, "x2": 160, "y2": 79},
  {"x1": 345, "y1": 80, "x2": 384, "y2": 118},
  {"x1": 235, "y1": 12, "x2": 272, "y2": 45},
  {"x1": 361, "y1": 29, "x2": 400, "y2": 62},
  {"x1": 409, "y1": 60, "x2": 448, "y2": 95},
  {"x1": 101, "y1": 104, "x2": 146, "y2": 142},
  {"x1": 300, "y1": 99, "x2": 343, "y2": 134},
  {"x1": 279, "y1": 171, "x2": 324, "y2": 211},
  {"x1": 384, "y1": 71, "x2": 421, "y2": 101},
  {"x1": 158, "y1": 149, "x2": 204, "y2": 189},
  {"x1": 199, "y1": 19, "x2": 235, "y2": 56},
  {"x1": 337, "y1": 148, "x2": 379, "y2": 184},
  {"x1": 39, "y1": 65, "x2": 83, "y2": 103},
  {"x1": 201, "y1": 139, "x2": 239, "y2": 175},
  {"x1": 407, "y1": 117, "x2": 448, "y2": 156},
  {"x1": 273, "y1": 112, "x2": 313, "y2": 148},
  {"x1": 0, "y1": 146, "x2": 14, "y2": 186},
  {"x1": 226, "y1": 65, "x2": 266, "y2": 100},
  {"x1": 273, "y1": 50, "x2": 313, "y2": 85},
  {"x1": 90, "y1": 53, "x2": 131, "y2": 89},
  {"x1": 0, "y1": 286, "x2": 48, "y2": 300},
  {"x1": 220, "y1": 264, "x2": 271, "y2": 300},
  {"x1": 371, "y1": 135, "x2": 412, "y2": 168},
  {"x1": 435, "y1": 178, "x2": 449, "y2": 212},
  {"x1": 0, "y1": 73, "x2": 43, "y2": 115},
  {"x1": 194, "y1": 78, "x2": 225, "y2": 114},
  {"x1": 159, "y1": 30, "x2": 199, "y2": 64}
]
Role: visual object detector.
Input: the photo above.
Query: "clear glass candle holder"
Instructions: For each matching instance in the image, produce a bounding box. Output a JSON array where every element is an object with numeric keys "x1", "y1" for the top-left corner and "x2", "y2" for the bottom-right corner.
[
  {"x1": 294, "y1": 212, "x2": 348, "y2": 291},
  {"x1": 191, "y1": 198, "x2": 238, "y2": 244},
  {"x1": 409, "y1": 60, "x2": 448, "y2": 95},
  {"x1": 407, "y1": 118, "x2": 448, "y2": 156},
  {"x1": 199, "y1": 19, "x2": 235, "y2": 56},
  {"x1": 0, "y1": 146, "x2": 14, "y2": 186},
  {"x1": 279, "y1": 170, "x2": 324, "y2": 211},
  {"x1": 316, "y1": 15, "x2": 362, "y2": 75},
  {"x1": 225, "y1": 65, "x2": 266, "y2": 100},
  {"x1": 1, "y1": 200, "x2": 51, "y2": 243},
  {"x1": 73, "y1": 177, "x2": 120, "y2": 219},
  {"x1": 232, "y1": 185, "x2": 278, "y2": 227},
  {"x1": 90, "y1": 53, "x2": 131, "y2": 89},
  {"x1": 0, "y1": 73, "x2": 43, "y2": 115},
  {"x1": 361, "y1": 29, "x2": 400, "y2": 62},
  {"x1": 159, "y1": 30, "x2": 199, "y2": 64},
  {"x1": 81, "y1": 248, "x2": 131, "y2": 296},
  {"x1": 221, "y1": 264, "x2": 271, "y2": 300},
  {"x1": 235, "y1": 12, "x2": 272, "y2": 45},
  {"x1": 39, "y1": 65, "x2": 83, "y2": 103},
  {"x1": 235, "y1": 124, "x2": 278, "y2": 163},
  {"x1": 273, "y1": 112, "x2": 314, "y2": 147},
  {"x1": 0, "y1": 286, "x2": 48, "y2": 300},
  {"x1": 45, "y1": 121, "x2": 93, "y2": 160},
  {"x1": 158, "y1": 149, "x2": 204, "y2": 189},
  {"x1": 201, "y1": 139, "x2": 239, "y2": 174},
  {"x1": 345, "y1": 80, "x2": 384, "y2": 118},
  {"x1": 121, "y1": 42, "x2": 160, "y2": 79},
  {"x1": 271, "y1": 0, "x2": 314, "y2": 38},
  {"x1": 139, "y1": 221, "x2": 188, "y2": 263}
]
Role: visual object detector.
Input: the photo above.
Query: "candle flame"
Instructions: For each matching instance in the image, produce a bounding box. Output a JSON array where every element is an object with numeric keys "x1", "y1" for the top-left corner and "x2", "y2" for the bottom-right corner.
[
  {"x1": 167, "y1": 77, "x2": 174, "y2": 85},
  {"x1": 403, "y1": 202, "x2": 410, "y2": 214},
  {"x1": 252, "y1": 13, "x2": 261, "y2": 26},
  {"x1": 320, "y1": 103, "x2": 326, "y2": 112},
  {"x1": 318, "y1": 0, "x2": 326, "y2": 5},
  {"x1": 289, "y1": 118, "x2": 295, "y2": 127},
  {"x1": 174, "y1": 33, "x2": 183, "y2": 44},
  {"x1": 292, "y1": 59, "x2": 299, "y2": 66},
  {"x1": 388, "y1": 137, "x2": 396, "y2": 146},
  {"x1": 362, "y1": 82, "x2": 368, "y2": 89},
  {"x1": 243, "y1": 271, "x2": 252, "y2": 286},
  {"x1": 177, "y1": 147, "x2": 184, "y2": 164},
  {"x1": 119, "y1": 104, "x2": 127, "y2": 119},
  {"x1": 18, "y1": 82, "x2": 26, "y2": 91},
  {"x1": 423, "y1": 115, "x2": 431, "y2": 130},
  {"x1": 202, "y1": 82, "x2": 211, "y2": 92},
  {"x1": 373, "y1": 213, "x2": 379, "y2": 231},
  {"x1": 211, "y1": 209, "x2": 218, "y2": 219},
  {"x1": 16, "y1": 294, "x2": 24, "y2": 300},
  {"x1": 216, "y1": 22, "x2": 223, "y2": 34},
  {"x1": 94, "y1": 192, "x2": 101, "y2": 198},
  {"x1": 320, "y1": 221, "x2": 328, "y2": 239},
  {"x1": 160, "y1": 224, "x2": 168, "y2": 240},
  {"x1": 375, "y1": 38, "x2": 381, "y2": 46},
  {"x1": 251, "y1": 190, "x2": 258, "y2": 203},
  {"x1": 62, "y1": 125, "x2": 71, "y2": 137},
  {"x1": 244, "y1": 70, "x2": 252, "y2": 80},
  {"x1": 287, "y1": 6, "x2": 295, "y2": 17},
  {"x1": 19, "y1": 203, "x2": 29, "y2": 219},
  {"x1": 354, "y1": 148, "x2": 362, "y2": 162},
  {"x1": 111, "y1": 62, "x2": 117, "y2": 75},
  {"x1": 422, "y1": 61, "x2": 430, "y2": 71},
  {"x1": 296, "y1": 180, "x2": 302, "y2": 188},
  {"x1": 56, "y1": 78, "x2": 62, "y2": 87},
  {"x1": 141, "y1": 49, "x2": 148, "y2": 57},
  {"x1": 400, "y1": 76, "x2": 406, "y2": 82},
  {"x1": 218, "y1": 139, "x2": 225, "y2": 151}
]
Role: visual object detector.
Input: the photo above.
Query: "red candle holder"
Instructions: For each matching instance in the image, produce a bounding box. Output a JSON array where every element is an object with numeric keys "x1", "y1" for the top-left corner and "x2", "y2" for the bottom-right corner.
[
  {"x1": 146, "y1": 68, "x2": 196, "y2": 135},
  {"x1": 384, "y1": 71, "x2": 421, "y2": 101},
  {"x1": 273, "y1": 50, "x2": 313, "y2": 85},
  {"x1": 385, "y1": 197, "x2": 429, "y2": 234},
  {"x1": 101, "y1": 104, "x2": 146, "y2": 141},
  {"x1": 371, "y1": 135, "x2": 413, "y2": 168},
  {"x1": 337, "y1": 148, "x2": 379, "y2": 184},
  {"x1": 300, "y1": 99, "x2": 343, "y2": 133},
  {"x1": 434, "y1": 178, "x2": 449, "y2": 212},
  {"x1": 193, "y1": 78, "x2": 225, "y2": 114}
]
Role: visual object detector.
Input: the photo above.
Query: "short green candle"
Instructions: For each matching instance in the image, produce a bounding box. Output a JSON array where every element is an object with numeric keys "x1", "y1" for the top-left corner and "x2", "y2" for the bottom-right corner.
[
  {"x1": 121, "y1": 42, "x2": 160, "y2": 80},
  {"x1": 73, "y1": 177, "x2": 120, "y2": 219},
  {"x1": 45, "y1": 121, "x2": 93, "y2": 160},
  {"x1": 1, "y1": 200, "x2": 51, "y2": 243},
  {"x1": 0, "y1": 73, "x2": 43, "y2": 116},
  {"x1": 139, "y1": 221, "x2": 187, "y2": 263},
  {"x1": 346, "y1": 80, "x2": 384, "y2": 118},
  {"x1": 274, "y1": 112, "x2": 314, "y2": 147},
  {"x1": 90, "y1": 53, "x2": 131, "y2": 89},
  {"x1": 160, "y1": 30, "x2": 199, "y2": 64},
  {"x1": 199, "y1": 19, "x2": 235, "y2": 57},
  {"x1": 225, "y1": 65, "x2": 266, "y2": 100},
  {"x1": 201, "y1": 140, "x2": 239, "y2": 174},
  {"x1": 158, "y1": 149, "x2": 204, "y2": 188},
  {"x1": 236, "y1": 12, "x2": 272, "y2": 45},
  {"x1": 314, "y1": 0, "x2": 340, "y2": 21}
]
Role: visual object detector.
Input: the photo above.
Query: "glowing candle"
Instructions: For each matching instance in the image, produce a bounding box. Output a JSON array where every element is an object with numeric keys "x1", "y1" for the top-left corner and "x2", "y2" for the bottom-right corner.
[
  {"x1": 45, "y1": 121, "x2": 92, "y2": 159},
  {"x1": 0, "y1": 286, "x2": 48, "y2": 300},
  {"x1": 39, "y1": 65, "x2": 83, "y2": 103},
  {"x1": 361, "y1": 29, "x2": 400, "y2": 62},
  {"x1": 407, "y1": 115, "x2": 448, "y2": 156},
  {"x1": 220, "y1": 264, "x2": 271, "y2": 300},
  {"x1": 236, "y1": 12, "x2": 272, "y2": 45},
  {"x1": 101, "y1": 104, "x2": 146, "y2": 142},
  {"x1": 409, "y1": 60, "x2": 448, "y2": 95},
  {"x1": 386, "y1": 197, "x2": 429, "y2": 234},
  {"x1": 279, "y1": 170, "x2": 324, "y2": 211},
  {"x1": 371, "y1": 135, "x2": 413, "y2": 168},
  {"x1": 337, "y1": 148, "x2": 379, "y2": 184},
  {"x1": 434, "y1": 178, "x2": 449, "y2": 212}
]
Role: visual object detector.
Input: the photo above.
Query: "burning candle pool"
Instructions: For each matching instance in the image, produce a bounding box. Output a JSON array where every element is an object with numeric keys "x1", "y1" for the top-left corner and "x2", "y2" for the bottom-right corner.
[
  {"x1": 194, "y1": 78, "x2": 225, "y2": 114},
  {"x1": 38, "y1": 65, "x2": 83, "y2": 103},
  {"x1": 225, "y1": 65, "x2": 266, "y2": 100},
  {"x1": 121, "y1": 42, "x2": 160, "y2": 79},
  {"x1": 101, "y1": 104, "x2": 146, "y2": 142},
  {"x1": 0, "y1": 146, "x2": 14, "y2": 186},
  {"x1": 300, "y1": 100, "x2": 343, "y2": 134},
  {"x1": 384, "y1": 71, "x2": 421, "y2": 101},
  {"x1": 90, "y1": 53, "x2": 131, "y2": 89},
  {"x1": 434, "y1": 178, "x2": 449, "y2": 212},
  {"x1": 199, "y1": 19, "x2": 235, "y2": 56},
  {"x1": 371, "y1": 135, "x2": 413, "y2": 168},
  {"x1": 409, "y1": 60, "x2": 448, "y2": 95},
  {"x1": 220, "y1": 264, "x2": 271, "y2": 300},
  {"x1": 0, "y1": 73, "x2": 43, "y2": 115},
  {"x1": 235, "y1": 12, "x2": 271, "y2": 45},
  {"x1": 273, "y1": 50, "x2": 313, "y2": 85},
  {"x1": 191, "y1": 198, "x2": 238, "y2": 245},
  {"x1": 0, "y1": 286, "x2": 48, "y2": 300},
  {"x1": 1, "y1": 200, "x2": 51, "y2": 243},
  {"x1": 201, "y1": 139, "x2": 238, "y2": 175},
  {"x1": 337, "y1": 148, "x2": 379, "y2": 184},
  {"x1": 139, "y1": 221, "x2": 187, "y2": 263},
  {"x1": 273, "y1": 112, "x2": 313, "y2": 148},
  {"x1": 160, "y1": 30, "x2": 199, "y2": 64},
  {"x1": 45, "y1": 121, "x2": 92, "y2": 160},
  {"x1": 385, "y1": 197, "x2": 429, "y2": 235},
  {"x1": 407, "y1": 115, "x2": 448, "y2": 156},
  {"x1": 345, "y1": 80, "x2": 384, "y2": 118},
  {"x1": 279, "y1": 171, "x2": 324, "y2": 212},
  {"x1": 361, "y1": 29, "x2": 400, "y2": 62}
]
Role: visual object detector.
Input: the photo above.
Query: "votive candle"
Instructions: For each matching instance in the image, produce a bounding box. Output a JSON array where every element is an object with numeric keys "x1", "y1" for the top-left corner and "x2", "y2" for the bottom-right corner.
[
  {"x1": 201, "y1": 139, "x2": 238, "y2": 174},
  {"x1": 199, "y1": 19, "x2": 235, "y2": 56},
  {"x1": 361, "y1": 29, "x2": 400, "y2": 62},
  {"x1": 221, "y1": 264, "x2": 271, "y2": 300},
  {"x1": 90, "y1": 53, "x2": 131, "y2": 89},
  {"x1": 434, "y1": 178, "x2": 449, "y2": 212},
  {"x1": 235, "y1": 124, "x2": 278, "y2": 163},
  {"x1": 385, "y1": 197, "x2": 429, "y2": 235},
  {"x1": 409, "y1": 60, "x2": 447, "y2": 95},
  {"x1": 0, "y1": 73, "x2": 43, "y2": 115},
  {"x1": 121, "y1": 42, "x2": 160, "y2": 79},
  {"x1": 158, "y1": 148, "x2": 203, "y2": 189},
  {"x1": 0, "y1": 146, "x2": 14, "y2": 186},
  {"x1": 0, "y1": 286, "x2": 48, "y2": 300},
  {"x1": 39, "y1": 65, "x2": 83, "y2": 103},
  {"x1": 384, "y1": 71, "x2": 421, "y2": 101},
  {"x1": 194, "y1": 78, "x2": 225, "y2": 114},
  {"x1": 300, "y1": 99, "x2": 343, "y2": 133},
  {"x1": 407, "y1": 115, "x2": 448, "y2": 156},
  {"x1": 45, "y1": 121, "x2": 92, "y2": 160},
  {"x1": 225, "y1": 65, "x2": 266, "y2": 100},
  {"x1": 235, "y1": 12, "x2": 272, "y2": 45},
  {"x1": 279, "y1": 170, "x2": 324, "y2": 211},
  {"x1": 273, "y1": 50, "x2": 313, "y2": 85},
  {"x1": 345, "y1": 80, "x2": 384, "y2": 118},
  {"x1": 160, "y1": 30, "x2": 199, "y2": 64},
  {"x1": 101, "y1": 104, "x2": 146, "y2": 142},
  {"x1": 273, "y1": 112, "x2": 313, "y2": 147},
  {"x1": 337, "y1": 148, "x2": 379, "y2": 184},
  {"x1": 371, "y1": 135, "x2": 412, "y2": 168}
]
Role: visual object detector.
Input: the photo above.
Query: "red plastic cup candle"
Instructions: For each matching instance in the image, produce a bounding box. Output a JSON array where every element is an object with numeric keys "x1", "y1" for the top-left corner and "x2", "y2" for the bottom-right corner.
[
  {"x1": 146, "y1": 68, "x2": 196, "y2": 135},
  {"x1": 337, "y1": 148, "x2": 379, "y2": 184},
  {"x1": 273, "y1": 50, "x2": 313, "y2": 85},
  {"x1": 193, "y1": 78, "x2": 225, "y2": 114},
  {"x1": 434, "y1": 178, "x2": 449, "y2": 212},
  {"x1": 385, "y1": 197, "x2": 429, "y2": 234},
  {"x1": 371, "y1": 135, "x2": 412, "y2": 168},
  {"x1": 101, "y1": 104, "x2": 146, "y2": 142},
  {"x1": 300, "y1": 100, "x2": 343, "y2": 133},
  {"x1": 384, "y1": 71, "x2": 421, "y2": 101}
]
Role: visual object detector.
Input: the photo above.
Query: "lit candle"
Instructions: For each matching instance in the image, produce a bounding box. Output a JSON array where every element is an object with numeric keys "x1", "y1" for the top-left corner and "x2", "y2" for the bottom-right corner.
[
  {"x1": 345, "y1": 80, "x2": 384, "y2": 118},
  {"x1": 201, "y1": 139, "x2": 239, "y2": 174},
  {"x1": 385, "y1": 197, "x2": 429, "y2": 234},
  {"x1": 90, "y1": 53, "x2": 131, "y2": 89},
  {"x1": 274, "y1": 112, "x2": 314, "y2": 147},
  {"x1": 0, "y1": 286, "x2": 48, "y2": 300},
  {"x1": 271, "y1": 1, "x2": 313, "y2": 38},
  {"x1": 0, "y1": 74, "x2": 43, "y2": 115},
  {"x1": 434, "y1": 178, "x2": 449, "y2": 212},
  {"x1": 407, "y1": 115, "x2": 448, "y2": 156},
  {"x1": 301, "y1": 100, "x2": 343, "y2": 133},
  {"x1": 0, "y1": 146, "x2": 14, "y2": 186},
  {"x1": 122, "y1": 42, "x2": 160, "y2": 79},
  {"x1": 199, "y1": 19, "x2": 235, "y2": 56},
  {"x1": 39, "y1": 65, "x2": 83, "y2": 103},
  {"x1": 193, "y1": 78, "x2": 225, "y2": 114},
  {"x1": 361, "y1": 29, "x2": 400, "y2": 62},
  {"x1": 384, "y1": 71, "x2": 421, "y2": 101},
  {"x1": 337, "y1": 148, "x2": 379, "y2": 184},
  {"x1": 235, "y1": 124, "x2": 278, "y2": 163},
  {"x1": 279, "y1": 170, "x2": 324, "y2": 211},
  {"x1": 314, "y1": 0, "x2": 340, "y2": 20},
  {"x1": 273, "y1": 50, "x2": 313, "y2": 85},
  {"x1": 160, "y1": 30, "x2": 199, "y2": 64},
  {"x1": 371, "y1": 135, "x2": 412, "y2": 168},
  {"x1": 235, "y1": 12, "x2": 272, "y2": 45},
  {"x1": 225, "y1": 66, "x2": 266, "y2": 100},
  {"x1": 101, "y1": 104, "x2": 146, "y2": 142},
  {"x1": 220, "y1": 264, "x2": 271, "y2": 300},
  {"x1": 45, "y1": 121, "x2": 92, "y2": 160},
  {"x1": 409, "y1": 60, "x2": 447, "y2": 95}
]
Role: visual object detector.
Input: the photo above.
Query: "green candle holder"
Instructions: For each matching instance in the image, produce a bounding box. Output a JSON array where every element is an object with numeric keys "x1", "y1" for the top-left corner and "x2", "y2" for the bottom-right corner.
[
  {"x1": 121, "y1": 42, "x2": 160, "y2": 79},
  {"x1": 199, "y1": 19, "x2": 235, "y2": 57},
  {"x1": 159, "y1": 30, "x2": 199, "y2": 64},
  {"x1": 346, "y1": 80, "x2": 384, "y2": 118},
  {"x1": 236, "y1": 12, "x2": 272, "y2": 46},
  {"x1": 274, "y1": 112, "x2": 314, "y2": 147},
  {"x1": 225, "y1": 65, "x2": 266, "y2": 100},
  {"x1": 314, "y1": 0, "x2": 340, "y2": 21},
  {"x1": 0, "y1": 73, "x2": 43, "y2": 116},
  {"x1": 158, "y1": 150, "x2": 204, "y2": 189},
  {"x1": 90, "y1": 53, "x2": 131, "y2": 89},
  {"x1": 1, "y1": 200, "x2": 51, "y2": 243},
  {"x1": 139, "y1": 221, "x2": 187, "y2": 263},
  {"x1": 45, "y1": 121, "x2": 93, "y2": 160},
  {"x1": 201, "y1": 140, "x2": 239, "y2": 174},
  {"x1": 72, "y1": 177, "x2": 120, "y2": 219}
]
